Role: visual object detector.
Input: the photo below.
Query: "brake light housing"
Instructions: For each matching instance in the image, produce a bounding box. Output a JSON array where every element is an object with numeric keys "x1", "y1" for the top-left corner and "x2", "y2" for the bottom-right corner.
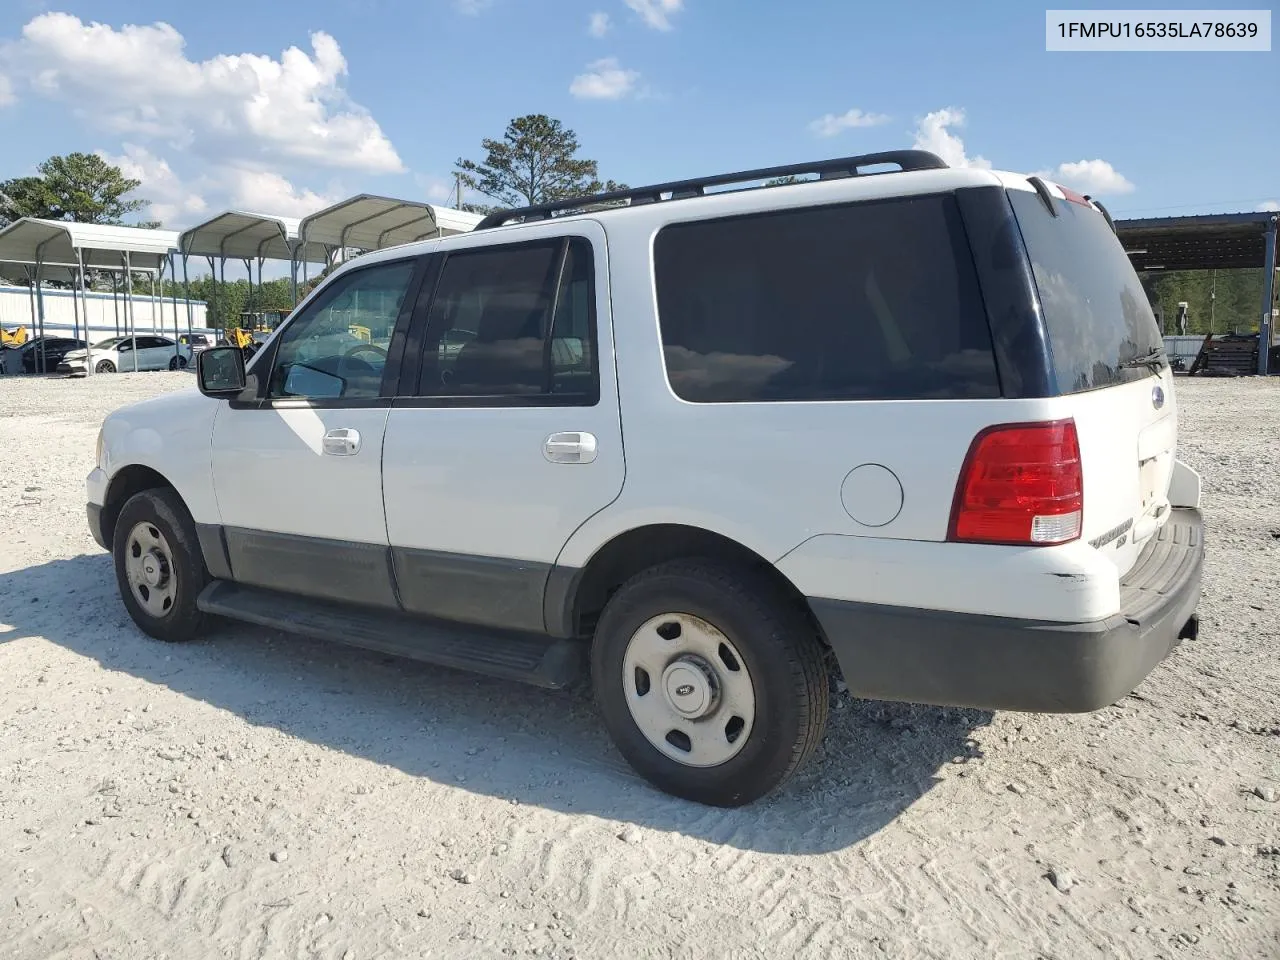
[{"x1": 948, "y1": 419, "x2": 1083, "y2": 546}]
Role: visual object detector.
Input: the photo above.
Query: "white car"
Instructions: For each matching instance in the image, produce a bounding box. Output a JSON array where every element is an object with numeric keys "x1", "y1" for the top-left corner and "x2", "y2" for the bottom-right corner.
[
  {"x1": 87, "y1": 150, "x2": 1204, "y2": 806},
  {"x1": 61, "y1": 334, "x2": 192, "y2": 374}
]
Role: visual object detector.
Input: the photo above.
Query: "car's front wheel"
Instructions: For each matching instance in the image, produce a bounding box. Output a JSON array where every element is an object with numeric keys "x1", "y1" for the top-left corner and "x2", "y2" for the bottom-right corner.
[
  {"x1": 591, "y1": 559, "x2": 829, "y2": 807},
  {"x1": 112, "y1": 488, "x2": 209, "y2": 642},
  {"x1": 95, "y1": 360, "x2": 116, "y2": 374}
]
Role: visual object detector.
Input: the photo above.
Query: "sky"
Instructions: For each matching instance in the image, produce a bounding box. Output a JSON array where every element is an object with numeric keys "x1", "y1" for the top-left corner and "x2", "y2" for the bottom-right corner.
[{"x1": 0, "y1": 0, "x2": 1277, "y2": 242}]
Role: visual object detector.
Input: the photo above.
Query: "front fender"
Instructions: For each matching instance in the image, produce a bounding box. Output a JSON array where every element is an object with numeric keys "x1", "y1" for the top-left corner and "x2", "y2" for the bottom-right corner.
[{"x1": 97, "y1": 388, "x2": 222, "y2": 525}]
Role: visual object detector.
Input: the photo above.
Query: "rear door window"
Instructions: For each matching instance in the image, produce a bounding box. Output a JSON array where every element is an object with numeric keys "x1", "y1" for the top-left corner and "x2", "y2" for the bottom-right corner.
[
  {"x1": 1008, "y1": 189, "x2": 1165, "y2": 393},
  {"x1": 652, "y1": 194, "x2": 1000, "y2": 402},
  {"x1": 416, "y1": 237, "x2": 600, "y2": 404}
]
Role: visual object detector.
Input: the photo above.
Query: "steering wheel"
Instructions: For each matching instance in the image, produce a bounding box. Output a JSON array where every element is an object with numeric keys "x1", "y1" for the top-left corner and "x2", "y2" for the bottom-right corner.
[
  {"x1": 336, "y1": 342, "x2": 386, "y2": 388},
  {"x1": 343, "y1": 343, "x2": 387, "y2": 365}
]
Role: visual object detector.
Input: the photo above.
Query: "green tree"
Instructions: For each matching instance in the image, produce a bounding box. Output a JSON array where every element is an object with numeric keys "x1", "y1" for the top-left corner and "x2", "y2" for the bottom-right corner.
[
  {"x1": 455, "y1": 114, "x2": 626, "y2": 211},
  {"x1": 0, "y1": 153, "x2": 147, "y2": 227},
  {"x1": 1145, "y1": 268, "x2": 1266, "y2": 335},
  {"x1": 764, "y1": 175, "x2": 815, "y2": 187},
  {"x1": 0, "y1": 175, "x2": 54, "y2": 226}
]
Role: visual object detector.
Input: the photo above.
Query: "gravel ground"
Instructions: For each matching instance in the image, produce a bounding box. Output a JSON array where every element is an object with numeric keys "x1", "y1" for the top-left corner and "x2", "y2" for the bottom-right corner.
[{"x1": 1, "y1": 370, "x2": 1277, "y2": 960}]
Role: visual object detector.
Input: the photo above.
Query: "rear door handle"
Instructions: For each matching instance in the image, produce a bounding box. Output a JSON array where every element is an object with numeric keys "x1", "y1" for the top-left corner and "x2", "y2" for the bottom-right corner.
[
  {"x1": 544, "y1": 431, "x2": 598, "y2": 464},
  {"x1": 322, "y1": 427, "x2": 361, "y2": 456}
]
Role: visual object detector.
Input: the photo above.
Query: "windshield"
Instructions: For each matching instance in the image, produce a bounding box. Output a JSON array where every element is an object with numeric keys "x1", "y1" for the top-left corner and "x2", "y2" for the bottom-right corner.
[
  {"x1": 93, "y1": 337, "x2": 126, "y2": 349},
  {"x1": 1009, "y1": 189, "x2": 1165, "y2": 393}
]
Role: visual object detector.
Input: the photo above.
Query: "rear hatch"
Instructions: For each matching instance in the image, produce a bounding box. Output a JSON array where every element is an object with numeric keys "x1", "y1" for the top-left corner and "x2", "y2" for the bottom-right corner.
[{"x1": 1008, "y1": 185, "x2": 1176, "y2": 576}]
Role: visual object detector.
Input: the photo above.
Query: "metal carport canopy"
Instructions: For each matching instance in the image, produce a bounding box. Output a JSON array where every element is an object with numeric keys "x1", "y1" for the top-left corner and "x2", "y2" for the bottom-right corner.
[
  {"x1": 0, "y1": 261, "x2": 76, "y2": 284},
  {"x1": 0, "y1": 218, "x2": 176, "y2": 270},
  {"x1": 1116, "y1": 210, "x2": 1279, "y2": 375},
  {"x1": 298, "y1": 195, "x2": 483, "y2": 252},
  {"x1": 1116, "y1": 211, "x2": 1279, "y2": 272},
  {"x1": 176, "y1": 211, "x2": 328, "y2": 262}
]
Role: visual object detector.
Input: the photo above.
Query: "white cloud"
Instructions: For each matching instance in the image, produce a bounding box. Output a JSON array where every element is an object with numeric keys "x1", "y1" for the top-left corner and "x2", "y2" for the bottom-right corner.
[
  {"x1": 1038, "y1": 159, "x2": 1135, "y2": 196},
  {"x1": 455, "y1": 0, "x2": 493, "y2": 13},
  {"x1": 0, "y1": 73, "x2": 13, "y2": 107},
  {"x1": 624, "y1": 0, "x2": 683, "y2": 31},
  {"x1": 1257, "y1": 200, "x2": 1280, "y2": 212},
  {"x1": 809, "y1": 108, "x2": 890, "y2": 138},
  {"x1": 912, "y1": 108, "x2": 991, "y2": 169},
  {"x1": 414, "y1": 173, "x2": 455, "y2": 205},
  {"x1": 588, "y1": 11, "x2": 611, "y2": 37},
  {"x1": 2, "y1": 13, "x2": 402, "y2": 174},
  {"x1": 224, "y1": 169, "x2": 340, "y2": 218},
  {"x1": 96, "y1": 144, "x2": 209, "y2": 226},
  {"x1": 570, "y1": 57, "x2": 640, "y2": 100}
]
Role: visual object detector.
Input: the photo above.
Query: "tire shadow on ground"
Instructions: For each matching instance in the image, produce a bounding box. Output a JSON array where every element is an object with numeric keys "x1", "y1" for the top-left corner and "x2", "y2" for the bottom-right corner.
[{"x1": 0, "y1": 553, "x2": 992, "y2": 855}]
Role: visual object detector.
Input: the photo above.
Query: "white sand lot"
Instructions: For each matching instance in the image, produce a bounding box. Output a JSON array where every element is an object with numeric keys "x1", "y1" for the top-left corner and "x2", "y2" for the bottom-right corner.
[{"x1": 1, "y1": 370, "x2": 1277, "y2": 959}]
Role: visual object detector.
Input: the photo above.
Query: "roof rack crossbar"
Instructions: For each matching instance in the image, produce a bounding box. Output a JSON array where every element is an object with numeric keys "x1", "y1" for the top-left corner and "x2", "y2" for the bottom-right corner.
[
  {"x1": 1085, "y1": 195, "x2": 1117, "y2": 235},
  {"x1": 1026, "y1": 176, "x2": 1059, "y2": 218},
  {"x1": 475, "y1": 150, "x2": 948, "y2": 230}
]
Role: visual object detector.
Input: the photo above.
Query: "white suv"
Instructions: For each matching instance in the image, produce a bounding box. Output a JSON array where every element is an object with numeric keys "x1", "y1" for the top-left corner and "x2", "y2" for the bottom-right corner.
[{"x1": 87, "y1": 151, "x2": 1204, "y2": 807}]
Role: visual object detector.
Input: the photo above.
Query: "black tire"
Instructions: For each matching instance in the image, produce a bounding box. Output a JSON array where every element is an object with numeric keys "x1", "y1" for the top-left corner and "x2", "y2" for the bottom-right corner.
[
  {"x1": 96, "y1": 360, "x2": 116, "y2": 374},
  {"x1": 591, "y1": 559, "x2": 829, "y2": 807},
  {"x1": 167, "y1": 355, "x2": 188, "y2": 370},
  {"x1": 112, "y1": 488, "x2": 209, "y2": 643}
]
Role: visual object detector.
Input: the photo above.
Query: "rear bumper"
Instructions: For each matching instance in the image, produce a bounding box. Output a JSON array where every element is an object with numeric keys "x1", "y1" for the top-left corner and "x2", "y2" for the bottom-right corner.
[{"x1": 810, "y1": 507, "x2": 1203, "y2": 713}]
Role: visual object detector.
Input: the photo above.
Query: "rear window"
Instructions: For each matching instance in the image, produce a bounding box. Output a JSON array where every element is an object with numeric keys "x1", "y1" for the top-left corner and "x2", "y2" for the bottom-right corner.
[
  {"x1": 653, "y1": 195, "x2": 1000, "y2": 402},
  {"x1": 1008, "y1": 190, "x2": 1164, "y2": 393}
]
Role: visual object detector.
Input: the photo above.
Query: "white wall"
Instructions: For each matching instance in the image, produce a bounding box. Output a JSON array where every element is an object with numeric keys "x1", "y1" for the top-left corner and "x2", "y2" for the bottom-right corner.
[{"x1": 0, "y1": 285, "x2": 211, "y2": 342}]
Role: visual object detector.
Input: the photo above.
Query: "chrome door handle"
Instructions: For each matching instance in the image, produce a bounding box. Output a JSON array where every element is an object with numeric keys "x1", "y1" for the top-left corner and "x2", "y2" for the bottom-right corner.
[
  {"x1": 322, "y1": 427, "x2": 361, "y2": 456},
  {"x1": 543, "y1": 431, "x2": 598, "y2": 464}
]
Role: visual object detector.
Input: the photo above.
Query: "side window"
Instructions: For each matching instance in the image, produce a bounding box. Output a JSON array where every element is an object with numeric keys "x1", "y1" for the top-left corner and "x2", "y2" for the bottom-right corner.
[
  {"x1": 653, "y1": 195, "x2": 1000, "y2": 402},
  {"x1": 418, "y1": 236, "x2": 598, "y2": 404},
  {"x1": 267, "y1": 259, "x2": 416, "y2": 401}
]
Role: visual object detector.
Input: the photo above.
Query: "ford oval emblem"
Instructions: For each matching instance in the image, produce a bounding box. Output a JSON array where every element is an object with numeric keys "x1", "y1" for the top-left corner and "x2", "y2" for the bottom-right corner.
[{"x1": 1152, "y1": 384, "x2": 1165, "y2": 410}]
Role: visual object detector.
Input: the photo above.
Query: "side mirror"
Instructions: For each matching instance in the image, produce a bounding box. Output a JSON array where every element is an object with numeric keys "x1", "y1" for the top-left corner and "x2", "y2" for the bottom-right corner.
[{"x1": 197, "y1": 346, "x2": 247, "y2": 398}]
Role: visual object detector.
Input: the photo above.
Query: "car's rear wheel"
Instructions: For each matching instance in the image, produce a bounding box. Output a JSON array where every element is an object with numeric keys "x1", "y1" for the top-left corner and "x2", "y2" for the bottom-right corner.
[
  {"x1": 96, "y1": 360, "x2": 116, "y2": 374},
  {"x1": 591, "y1": 559, "x2": 829, "y2": 807},
  {"x1": 112, "y1": 488, "x2": 209, "y2": 642}
]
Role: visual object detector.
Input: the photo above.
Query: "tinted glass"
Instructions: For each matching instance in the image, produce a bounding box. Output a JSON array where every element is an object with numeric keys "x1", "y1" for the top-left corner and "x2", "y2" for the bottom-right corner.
[
  {"x1": 268, "y1": 259, "x2": 416, "y2": 400},
  {"x1": 1009, "y1": 190, "x2": 1164, "y2": 393},
  {"x1": 419, "y1": 237, "x2": 599, "y2": 403},
  {"x1": 653, "y1": 195, "x2": 999, "y2": 402}
]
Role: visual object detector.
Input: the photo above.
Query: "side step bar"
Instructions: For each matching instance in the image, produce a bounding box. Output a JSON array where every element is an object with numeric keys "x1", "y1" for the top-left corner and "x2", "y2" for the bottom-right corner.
[{"x1": 196, "y1": 580, "x2": 586, "y2": 689}]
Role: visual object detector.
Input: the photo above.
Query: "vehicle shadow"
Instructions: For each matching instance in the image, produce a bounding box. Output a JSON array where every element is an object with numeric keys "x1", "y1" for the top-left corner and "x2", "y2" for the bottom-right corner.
[{"x1": 1, "y1": 553, "x2": 992, "y2": 855}]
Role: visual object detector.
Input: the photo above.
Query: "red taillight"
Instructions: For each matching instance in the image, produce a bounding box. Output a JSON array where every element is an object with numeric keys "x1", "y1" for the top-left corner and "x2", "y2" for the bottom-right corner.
[{"x1": 949, "y1": 420, "x2": 1083, "y2": 546}]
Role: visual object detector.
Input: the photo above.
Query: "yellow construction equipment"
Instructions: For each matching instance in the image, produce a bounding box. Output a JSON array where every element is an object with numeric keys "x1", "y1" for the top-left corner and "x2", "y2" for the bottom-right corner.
[{"x1": 1, "y1": 325, "x2": 29, "y2": 348}]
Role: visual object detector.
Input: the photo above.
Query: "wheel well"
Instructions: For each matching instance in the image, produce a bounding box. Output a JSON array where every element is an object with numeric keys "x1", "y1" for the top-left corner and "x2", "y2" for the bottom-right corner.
[
  {"x1": 570, "y1": 524, "x2": 826, "y2": 644},
  {"x1": 102, "y1": 466, "x2": 174, "y2": 546}
]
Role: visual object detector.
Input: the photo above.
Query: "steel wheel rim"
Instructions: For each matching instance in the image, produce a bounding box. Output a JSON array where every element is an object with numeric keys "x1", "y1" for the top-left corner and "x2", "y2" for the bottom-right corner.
[
  {"x1": 123, "y1": 521, "x2": 177, "y2": 619},
  {"x1": 622, "y1": 613, "x2": 756, "y2": 768}
]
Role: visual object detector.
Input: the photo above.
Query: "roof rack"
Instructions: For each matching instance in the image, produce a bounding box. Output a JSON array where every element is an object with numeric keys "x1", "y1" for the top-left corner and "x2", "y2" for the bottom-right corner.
[{"x1": 475, "y1": 150, "x2": 948, "y2": 230}]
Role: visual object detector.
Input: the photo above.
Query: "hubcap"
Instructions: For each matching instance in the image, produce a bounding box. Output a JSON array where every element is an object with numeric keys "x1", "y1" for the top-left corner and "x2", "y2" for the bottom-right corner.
[
  {"x1": 622, "y1": 613, "x2": 756, "y2": 768},
  {"x1": 661, "y1": 657, "x2": 717, "y2": 718},
  {"x1": 123, "y1": 521, "x2": 177, "y2": 619}
]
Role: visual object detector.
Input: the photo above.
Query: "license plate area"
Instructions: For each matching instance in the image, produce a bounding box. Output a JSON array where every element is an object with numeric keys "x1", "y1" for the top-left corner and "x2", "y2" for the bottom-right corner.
[{"x1": 1139, "y1": 455, "x2": 1163, "y2": 512}]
